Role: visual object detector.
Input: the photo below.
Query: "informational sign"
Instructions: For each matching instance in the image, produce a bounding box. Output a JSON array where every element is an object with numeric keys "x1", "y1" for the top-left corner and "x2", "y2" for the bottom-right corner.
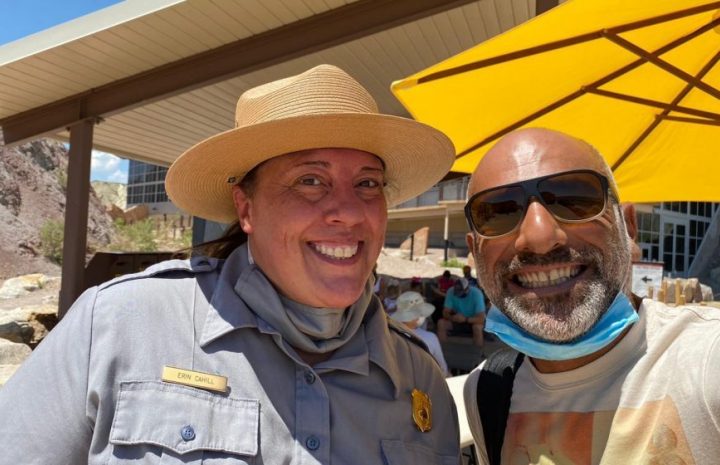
[{"x1": 631, "y1": 262, "x2": 664, "y2": 298}]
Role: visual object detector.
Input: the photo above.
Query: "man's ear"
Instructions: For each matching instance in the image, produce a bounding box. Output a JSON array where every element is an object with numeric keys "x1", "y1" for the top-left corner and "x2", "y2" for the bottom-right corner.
[
  {"x1": 621, "y1": 202, "x2": 638, "y2": 241},
  {"x1": 232, "y1": 185, "x2": 254, "y2": 234},
  {"x1": 466, "y1": 231, "x2": 478, "y2": 267}
]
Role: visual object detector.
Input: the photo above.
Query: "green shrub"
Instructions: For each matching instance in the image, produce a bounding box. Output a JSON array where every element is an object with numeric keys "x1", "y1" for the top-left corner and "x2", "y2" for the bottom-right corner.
[
  {"x1": 441, "y1": 258, "x2": 465, "y2": 268},
  {"x1": 40, "y1": 219, "x2": 64, "y2": 264},
  {"x1": 55, "y1": 169, "x2": 67, "y2": 192},
  {"x1": 117, "y1": 219, "x2": 157, "y2": 252}
]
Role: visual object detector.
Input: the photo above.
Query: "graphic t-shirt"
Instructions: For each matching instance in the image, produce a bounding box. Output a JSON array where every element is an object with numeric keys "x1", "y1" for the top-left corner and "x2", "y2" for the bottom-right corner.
[{"x1": 464, "y1": 299, "x2": 720, "y2": 465}]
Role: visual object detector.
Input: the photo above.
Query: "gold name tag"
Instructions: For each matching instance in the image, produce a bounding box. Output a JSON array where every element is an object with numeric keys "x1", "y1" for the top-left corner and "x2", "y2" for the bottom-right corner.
[{"x1": 161, "y1": 366, "x2": 228, "y2": 393}]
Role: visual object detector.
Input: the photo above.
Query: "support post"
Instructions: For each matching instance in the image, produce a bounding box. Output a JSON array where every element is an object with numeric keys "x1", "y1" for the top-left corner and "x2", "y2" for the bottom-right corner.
[
  {"x1": 58, "y1": 119, "x2": 94, "y2": 319},
  {"x1": 444, "y1": 208, "x2": 450, "y2": 262},
  {"x1": 409, "y1": 234, "x2": 415, "y2": 261}
]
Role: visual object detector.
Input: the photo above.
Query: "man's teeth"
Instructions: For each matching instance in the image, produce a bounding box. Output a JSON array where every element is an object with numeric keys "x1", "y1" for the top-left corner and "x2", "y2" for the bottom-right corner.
[
  {"x1": 516, "y1": 266, "x2": 581, "y2": 288},
  {"x1": 313, "y1": 243, "x2": 358, "y2": 259}
]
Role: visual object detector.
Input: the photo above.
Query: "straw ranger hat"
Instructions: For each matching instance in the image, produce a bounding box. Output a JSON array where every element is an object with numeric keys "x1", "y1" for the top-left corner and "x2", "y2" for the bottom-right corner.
[
  {"x1": 166, "y1": 64, "x2": 455, "y2": 223},
  {"x1": 390, "y1": 291, "x2": 436, "y2": 323}
]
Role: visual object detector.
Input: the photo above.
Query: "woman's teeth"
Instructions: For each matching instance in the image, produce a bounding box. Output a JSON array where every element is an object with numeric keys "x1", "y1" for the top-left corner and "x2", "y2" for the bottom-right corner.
[
  {"x1": 515, "y1": 266, "x2": 581, "y2": 288},
  {"x1": 313, "y1": 243, "x2": 358, "y2": 259}
]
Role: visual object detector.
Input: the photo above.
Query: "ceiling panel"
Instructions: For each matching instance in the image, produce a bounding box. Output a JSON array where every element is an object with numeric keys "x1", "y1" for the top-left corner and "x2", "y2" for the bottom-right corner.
[{"x1": 2, "y1": 0, "x2": 541, "y2": 165}]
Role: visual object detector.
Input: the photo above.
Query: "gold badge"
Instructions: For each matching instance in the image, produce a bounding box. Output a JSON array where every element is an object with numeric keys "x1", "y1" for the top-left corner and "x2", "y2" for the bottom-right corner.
[
  {"x1": 411, "y1": 388, "x2": 432, "y2": 432},
  {"x1": 161, "y1": 366, "x2": 228, "y2": 393}
]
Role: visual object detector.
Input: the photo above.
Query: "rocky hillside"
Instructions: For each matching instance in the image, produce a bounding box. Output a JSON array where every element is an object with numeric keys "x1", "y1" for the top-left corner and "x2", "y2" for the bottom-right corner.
[
  {"x1": 92, "y1": 181, "x2": 127, "y2": 209},
  {"x1": 0, "y1": 139, "x2": 115, "y2": 279}
]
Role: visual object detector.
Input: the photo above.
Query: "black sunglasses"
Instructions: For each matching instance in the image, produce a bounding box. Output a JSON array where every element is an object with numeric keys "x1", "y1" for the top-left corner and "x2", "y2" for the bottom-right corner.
[{"x1": 464, "y1": 170, "x2": 615, "y2": 238}]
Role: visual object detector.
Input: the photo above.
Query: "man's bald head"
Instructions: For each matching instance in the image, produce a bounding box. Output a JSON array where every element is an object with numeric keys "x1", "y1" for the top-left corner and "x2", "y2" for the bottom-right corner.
[
  {"x1": 465, "y1": 128, "x2": 633, "y2": 344},
  {"x1": 469, "y1": 128, "x2": 616, "y2": 196}
]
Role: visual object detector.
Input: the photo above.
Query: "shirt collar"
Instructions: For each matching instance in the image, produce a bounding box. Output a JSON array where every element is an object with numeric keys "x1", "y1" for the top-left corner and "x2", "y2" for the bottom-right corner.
[
  {"x1": 198, "y1": 245, "x2": 402, "y2": 397},
  {"x1": 362, "y1": 301, "x2": 403, "y2": 398},
  {"x1": 199, "y1": 245, "x2": 264, "y2": 346}
]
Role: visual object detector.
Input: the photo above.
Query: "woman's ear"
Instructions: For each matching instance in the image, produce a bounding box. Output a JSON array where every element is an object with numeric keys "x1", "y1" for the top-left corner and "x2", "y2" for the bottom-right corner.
[{"x1": 232, "y1": 185, "x2": 254, "y2": 234}]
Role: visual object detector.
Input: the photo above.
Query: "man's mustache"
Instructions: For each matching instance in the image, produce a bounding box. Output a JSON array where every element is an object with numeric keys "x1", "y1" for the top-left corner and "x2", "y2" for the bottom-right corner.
[{"x1": 500, "y1": 247, "x2": 595, "y2": 275}]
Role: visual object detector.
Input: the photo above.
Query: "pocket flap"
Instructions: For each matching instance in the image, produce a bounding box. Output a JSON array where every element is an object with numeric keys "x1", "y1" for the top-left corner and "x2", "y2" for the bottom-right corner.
[
  {"x1": 381, "y1": 439, "x2": 458, "y2": 465},
  {"x1": 110, "y1": 381, "x2": 259, "y2": 456}
]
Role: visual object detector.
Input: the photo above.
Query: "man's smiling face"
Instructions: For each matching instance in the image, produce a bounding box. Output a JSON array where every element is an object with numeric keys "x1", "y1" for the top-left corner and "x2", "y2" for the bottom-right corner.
[{"x1": 466, "y1": 128, "x2": 632, "y2": 342}]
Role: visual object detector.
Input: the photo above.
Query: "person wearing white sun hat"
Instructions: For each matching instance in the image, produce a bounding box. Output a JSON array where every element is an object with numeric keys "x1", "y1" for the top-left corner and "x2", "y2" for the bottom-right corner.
[
  {"x1": 0, "y1": 65, "x2": 461, "y2": 464},
  {"x1": 391, "y1": 291, "x2": 450, "y2": 377}
]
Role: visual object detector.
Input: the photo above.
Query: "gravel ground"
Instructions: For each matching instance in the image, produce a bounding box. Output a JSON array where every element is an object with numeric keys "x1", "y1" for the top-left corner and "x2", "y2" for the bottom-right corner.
[{"x1": 376, "y1": 247, "x2": 468, "y2": 279}]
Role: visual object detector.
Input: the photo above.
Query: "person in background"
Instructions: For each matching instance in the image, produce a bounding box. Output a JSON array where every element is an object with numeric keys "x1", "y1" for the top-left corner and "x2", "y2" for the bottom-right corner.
[
  {"x1": 391, "y1": 291, "x2": 449, "y2": 377},
  {"x1": 430, "y1": 270, "x2": 455, "y2": 325},
  {"x1": 383, "y1": 279, "x2": 401, "y2": 314},
  {"x1": 463, "y1": 265, "x2": 479, "y2": 287},
  {"x1": 0, "y1": 64, "x2": 461, "y2": 464},
  {"x1": 437, "y1": 278, "x2": 486, "y2": 347},
  {"x1": 410, "y1": 276, "x2": 424, "y2": 293}
]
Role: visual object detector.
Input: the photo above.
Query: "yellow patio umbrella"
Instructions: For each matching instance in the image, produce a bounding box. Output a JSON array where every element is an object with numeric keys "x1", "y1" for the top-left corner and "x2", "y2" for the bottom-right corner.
[{"x1": 392, "y1": 0, "x2": 720, "y2": 202}]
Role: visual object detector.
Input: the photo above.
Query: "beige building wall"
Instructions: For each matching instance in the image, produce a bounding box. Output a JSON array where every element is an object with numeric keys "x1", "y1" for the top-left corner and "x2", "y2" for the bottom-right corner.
[{"x1": 386, "y1": 211, "x2": 469, "y2": 254}]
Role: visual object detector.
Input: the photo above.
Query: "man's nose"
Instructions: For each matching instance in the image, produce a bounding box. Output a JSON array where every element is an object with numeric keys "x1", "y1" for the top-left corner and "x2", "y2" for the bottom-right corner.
[{"x1": 513, "y1": 200, "x2": 567, "y2": 254}]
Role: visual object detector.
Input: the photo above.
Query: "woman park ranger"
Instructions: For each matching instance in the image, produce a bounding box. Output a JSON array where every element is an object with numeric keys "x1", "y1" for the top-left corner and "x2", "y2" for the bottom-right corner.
[{"x1": 0, "y1": 65, "x2": 461, "y2": 464}]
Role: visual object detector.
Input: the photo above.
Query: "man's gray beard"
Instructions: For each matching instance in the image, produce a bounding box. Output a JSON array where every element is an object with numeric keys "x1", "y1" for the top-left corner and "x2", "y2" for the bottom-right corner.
[
  {"x1": 498, "y1": 261, "x2": 612, "y2": 342},
  {"x1": 476, "y1": 209, "x2": 631, "y2": 343}
]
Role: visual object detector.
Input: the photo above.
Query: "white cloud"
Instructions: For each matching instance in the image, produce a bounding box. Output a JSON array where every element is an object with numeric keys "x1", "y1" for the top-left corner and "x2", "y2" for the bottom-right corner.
[
  {"x1": 91, "y1": 151, "x2": 120, "y2": 171},
  {"x1": 107, "y1": 169, "x2": 127, "y2": 183},
  {"x1": 91, "y1": 150, "x2": 128, "y2": 183}
]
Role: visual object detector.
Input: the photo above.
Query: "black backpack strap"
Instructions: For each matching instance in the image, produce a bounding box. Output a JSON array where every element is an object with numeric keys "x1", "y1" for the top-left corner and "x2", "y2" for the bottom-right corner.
[{"x1": 476, "y1": 348, "x2": 525, "y2": 465}]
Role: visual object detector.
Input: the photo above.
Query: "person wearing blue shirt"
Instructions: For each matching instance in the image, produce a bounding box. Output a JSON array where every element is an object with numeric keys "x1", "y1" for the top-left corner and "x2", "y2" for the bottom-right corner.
[
  {"x1": 437, "y1": 277, "x2": 486, "y2": 347},
  {"x1": 462, "y1": 265, "x2": 479, "y2": 288}
]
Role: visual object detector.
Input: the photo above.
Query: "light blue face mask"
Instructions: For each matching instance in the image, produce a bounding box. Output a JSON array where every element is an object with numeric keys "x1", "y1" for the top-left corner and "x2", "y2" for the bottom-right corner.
[{"x1": 485, "y1": 292, "x2": 638, "y2": 361}]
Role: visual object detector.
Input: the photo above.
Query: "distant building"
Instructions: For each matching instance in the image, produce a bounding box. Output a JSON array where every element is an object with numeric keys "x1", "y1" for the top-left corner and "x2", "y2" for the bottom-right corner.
[
  {"x1": 636, "y1": 202, "x2": 719, "y2": 278},
  {"x1": 387, "y1": 175, "x2": 720, "y2": 280},
  {"x1": 126, "y1": 160, "x2": 178, "y2": 215}
]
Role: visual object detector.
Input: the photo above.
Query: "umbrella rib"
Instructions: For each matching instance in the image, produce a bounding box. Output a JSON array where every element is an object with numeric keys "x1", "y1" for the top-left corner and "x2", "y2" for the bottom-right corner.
[
  {"x1": 611, "y1": 49, "x2": 720, "y2": 171},
  {"x1": 662, "y1": 115, "x2": 720, "y2": 126},
  {"x1": 415, "y1": 1, "x2": 720, "y2": 85},
  {"x1": 606, "y1": 1, "x2": 720, "y2": 34},
  {"x1": 603, "y1": 31, "x2": 720, "y2": 101},
  {"x1": 455, "y1": 19, "x2": 720, "y2": 160},
  {"x1": 586, "y1": 88, "x2": 720, "y2": 121}
]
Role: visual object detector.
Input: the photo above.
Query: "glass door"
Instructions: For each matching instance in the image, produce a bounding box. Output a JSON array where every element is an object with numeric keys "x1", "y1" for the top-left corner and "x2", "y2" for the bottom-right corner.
[{"x1": 661, "y1": 217, "x2": 689, "y2": 277}]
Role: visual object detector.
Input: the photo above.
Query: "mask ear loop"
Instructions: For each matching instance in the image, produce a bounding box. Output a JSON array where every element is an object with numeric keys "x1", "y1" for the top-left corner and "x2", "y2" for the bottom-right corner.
[{"x1": 247, "y1": 238, "x2": 255, "y2": 265}]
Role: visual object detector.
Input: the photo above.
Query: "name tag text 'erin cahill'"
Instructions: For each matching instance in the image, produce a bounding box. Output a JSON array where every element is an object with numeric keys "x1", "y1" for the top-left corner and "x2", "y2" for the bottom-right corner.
[{"x1": 161, "y1": 366, "x2": 228, "y2": 393}]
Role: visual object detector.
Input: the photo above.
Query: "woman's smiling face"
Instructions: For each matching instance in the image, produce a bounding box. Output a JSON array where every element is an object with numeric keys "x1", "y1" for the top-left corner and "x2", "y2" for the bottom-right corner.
[{"x1": 233, "y1": 148, "x2": 387, "y2": 309}]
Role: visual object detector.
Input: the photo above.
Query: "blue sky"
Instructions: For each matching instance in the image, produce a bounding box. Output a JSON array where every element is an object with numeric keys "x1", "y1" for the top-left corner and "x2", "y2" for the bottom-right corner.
[
  {"x1": 0, "y1": 0, "x2": 123, "y2": 45},
  {"x1": 2, "y1": 0, "x2": 129, "y2": 183}
]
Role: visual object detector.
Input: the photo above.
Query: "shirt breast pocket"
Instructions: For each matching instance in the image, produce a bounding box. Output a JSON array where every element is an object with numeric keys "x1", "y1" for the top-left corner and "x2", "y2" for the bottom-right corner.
[
  {"x1": 109, "y1": 381, "x2": 259, "y2": 464},
  {"x1": 381, "y1": 439, "x2": 458, "y2": 465}
]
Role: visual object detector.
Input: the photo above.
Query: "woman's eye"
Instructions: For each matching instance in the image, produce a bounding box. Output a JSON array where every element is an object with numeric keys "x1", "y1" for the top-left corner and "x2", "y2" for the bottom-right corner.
[
  {"x1": 298, "y1": 176, "x2": 322, "y2": 186},
  {"x1": 358, "y1": 179, "x2": 384, "y2": 188}
]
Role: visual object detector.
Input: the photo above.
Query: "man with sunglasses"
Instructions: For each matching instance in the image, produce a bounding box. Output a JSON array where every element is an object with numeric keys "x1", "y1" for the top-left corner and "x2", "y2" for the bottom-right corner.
[{"x1": 462, "y1": 128, "x2": 720, "y2": 465}]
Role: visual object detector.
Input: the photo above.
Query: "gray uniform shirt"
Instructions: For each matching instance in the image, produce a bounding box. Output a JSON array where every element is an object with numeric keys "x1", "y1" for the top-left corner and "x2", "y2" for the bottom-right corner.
[{"x1": 0, "y1": 245, "x2": 460, "y2": 464}]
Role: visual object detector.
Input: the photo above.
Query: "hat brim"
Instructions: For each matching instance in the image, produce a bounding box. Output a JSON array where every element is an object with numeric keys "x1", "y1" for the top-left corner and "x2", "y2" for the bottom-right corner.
[
  {"x1": 166, "y1": 113, "x2": 455, "y2": 223},
  {"x1": 391, "y1": 302, "x2": 436, "y2": 322}
]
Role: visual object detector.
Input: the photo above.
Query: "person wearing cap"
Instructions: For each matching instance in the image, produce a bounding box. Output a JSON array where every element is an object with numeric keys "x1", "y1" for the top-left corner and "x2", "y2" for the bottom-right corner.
[
  {"x1": 391, "y1": 292, "x2": 449, "y2": 377},
  {"x1": 0, "y1": 65, "x2": 461, "y2": 464},
  {"x1": 437, "y1": 277, "x2": 487, "y2": 348}
]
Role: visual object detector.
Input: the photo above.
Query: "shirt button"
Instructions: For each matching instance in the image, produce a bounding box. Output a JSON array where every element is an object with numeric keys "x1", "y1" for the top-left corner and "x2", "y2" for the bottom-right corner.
[
  {"x1": 304, "y1": 371, "x2": 316, "y2": 384},
  {"x1": 181, "y1": 425, "x2": 196, "y2": 441},
  {"x1": 306, "y1": 435, "x2": 320, "y2": 450}
]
